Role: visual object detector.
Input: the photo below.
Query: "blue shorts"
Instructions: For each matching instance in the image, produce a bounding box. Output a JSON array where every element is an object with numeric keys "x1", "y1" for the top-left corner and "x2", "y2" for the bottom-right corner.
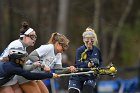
[{"x1": 68, "y1": 79, "x2": 96, "y2": 92}]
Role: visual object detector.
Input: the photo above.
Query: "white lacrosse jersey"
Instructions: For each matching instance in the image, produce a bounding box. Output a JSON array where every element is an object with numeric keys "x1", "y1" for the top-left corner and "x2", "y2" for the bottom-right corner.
[
  {"x1": 36, "y1": 44, "x2": 62, "y2": 68},
  {"x1": 0, "y1": 39, "x2": 26, "y2": 59}
]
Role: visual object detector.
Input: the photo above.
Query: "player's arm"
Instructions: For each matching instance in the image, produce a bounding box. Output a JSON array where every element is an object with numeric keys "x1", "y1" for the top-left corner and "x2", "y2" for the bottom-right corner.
[
  {"x1": 6, "y1": 64, "x2": 59, "y2": 80},
  {"x1": 28, "y1": 50, "x2": 40, "y2": 62},
  {"x1": 23, "y1": 50, "x2": 41, "y2": 70}
]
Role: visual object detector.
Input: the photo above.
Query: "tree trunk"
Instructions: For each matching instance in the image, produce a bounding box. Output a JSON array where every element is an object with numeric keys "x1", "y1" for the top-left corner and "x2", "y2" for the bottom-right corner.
[
  {"x1": 8, "y1": 0, "x2": 14, "y2": 40},
  {"x1": 108, "y1": 0, "x2": 133, "y2": 62},
  {"x1": 0, "y1": 0, "x2": 4, "y2": 49},
  {"x1": 0, "y1": 0, "x2": 11, "y2": 49},
  {"x1": 57, "y1": 0, "x2": 69, "y2": 35},
  {"x1": 93, "y1": 0, "x2": 101, "y2": 32}
]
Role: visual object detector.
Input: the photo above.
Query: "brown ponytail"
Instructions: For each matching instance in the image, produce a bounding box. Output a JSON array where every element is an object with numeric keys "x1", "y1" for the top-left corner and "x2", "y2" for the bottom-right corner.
[{"x1": 19, "y1": 21, "x2": 30, "y2": 39}]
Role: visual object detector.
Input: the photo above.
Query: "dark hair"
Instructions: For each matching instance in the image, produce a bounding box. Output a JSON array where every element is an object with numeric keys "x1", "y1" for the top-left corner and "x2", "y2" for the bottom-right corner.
[{"x1": 19, "y1": 21, "x2": 30, "y2": 39}]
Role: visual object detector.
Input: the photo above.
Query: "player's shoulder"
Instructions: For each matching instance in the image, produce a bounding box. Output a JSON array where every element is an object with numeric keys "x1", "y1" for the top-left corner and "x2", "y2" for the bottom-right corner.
[
  {"x1": 8, "y1": 39, "x2": 22, "y2": 48},
  {"x1": 37, "y1": 44, "x2": 54, "y2": 51},
  {"x1": 10, "y1": 39, "x2": 21, "y2": 44},
  {"x1": 93, "y1": 45, "x2": 100, "y2": 51},
  {"x1": 77, "y1": 45, "x2": 86, "y2": 52}
]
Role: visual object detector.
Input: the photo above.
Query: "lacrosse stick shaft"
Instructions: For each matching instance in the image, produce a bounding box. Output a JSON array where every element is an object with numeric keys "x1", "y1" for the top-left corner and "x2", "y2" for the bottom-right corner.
[
  {"x1": 52, "y1": 67, "x2": 109, "y2": 72},
  {"x1": 59, "y1": 71, "x2": 95, "y2": 77},
  {"x1": 53, "y1": 68, "x2": 93, "y2": 74}
]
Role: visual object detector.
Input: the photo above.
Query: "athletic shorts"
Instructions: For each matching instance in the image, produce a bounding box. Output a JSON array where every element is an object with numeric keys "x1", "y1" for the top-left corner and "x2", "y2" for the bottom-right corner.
[
  {"x1": 0, "y1": 62, "x2": 17, "y2": 86},
  {"x1": 2, "y1": 76, "x2": 18, "y2": 86},
  {"x1": 17, "y1": 69, "x2": 44, "y2": 84},
  {"x1": 16, "y1": 75, "x2": 30, "y2": 84},
  {"x1": 68, "y1": 79, "x2": 96, "y2": 91}
]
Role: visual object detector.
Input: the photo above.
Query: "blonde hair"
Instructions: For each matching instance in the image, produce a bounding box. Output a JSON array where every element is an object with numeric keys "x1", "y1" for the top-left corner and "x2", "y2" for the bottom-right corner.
[
  {"x1": 83, "y1": 27, "x2": 98, "y2": 46},
  {"x1": 48, "y1": 32, "x2": 70, "y2": 50}
]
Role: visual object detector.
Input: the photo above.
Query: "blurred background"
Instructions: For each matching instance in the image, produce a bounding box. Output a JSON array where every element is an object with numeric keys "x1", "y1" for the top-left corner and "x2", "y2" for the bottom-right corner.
[{"x1": 0, "y1": 0, "x2": 140, "y2": 92}]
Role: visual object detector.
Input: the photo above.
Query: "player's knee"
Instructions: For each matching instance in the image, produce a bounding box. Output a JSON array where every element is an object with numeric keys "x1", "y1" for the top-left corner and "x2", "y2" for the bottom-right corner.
[{"x1": 68, "y1": 87, "x2": 80, "y2": 93}]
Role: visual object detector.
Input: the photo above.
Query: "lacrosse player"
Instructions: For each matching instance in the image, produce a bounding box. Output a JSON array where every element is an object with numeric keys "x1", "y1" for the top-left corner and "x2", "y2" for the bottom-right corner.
[{"x1": 68, "y1": 27, "x2": 102, "y2": 93}]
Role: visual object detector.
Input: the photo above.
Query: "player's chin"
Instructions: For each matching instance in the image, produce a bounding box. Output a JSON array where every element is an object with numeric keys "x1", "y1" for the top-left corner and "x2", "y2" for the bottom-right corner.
[{"x1": 87, "y1": 45, "x2": 93, "y2": 49}]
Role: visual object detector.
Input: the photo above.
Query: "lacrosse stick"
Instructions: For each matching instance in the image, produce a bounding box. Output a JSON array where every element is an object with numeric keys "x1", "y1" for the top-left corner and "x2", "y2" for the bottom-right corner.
[{"x1": 57, "y1": 64, "x2": 117, "y2": 77}]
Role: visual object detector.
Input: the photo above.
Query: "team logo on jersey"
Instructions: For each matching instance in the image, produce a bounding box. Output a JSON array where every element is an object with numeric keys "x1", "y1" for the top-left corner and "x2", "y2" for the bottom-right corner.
[
  {"x1": 94, "y1": 53, "x2": 97, "y2": 55},
  {"x1": 42, "y1": 56, "x2": 56, "y2": 68}
]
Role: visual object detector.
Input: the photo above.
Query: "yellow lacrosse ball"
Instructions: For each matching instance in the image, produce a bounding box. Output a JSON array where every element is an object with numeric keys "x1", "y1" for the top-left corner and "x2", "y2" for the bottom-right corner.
[{"x1": 110, "y1": 66, "x2": 116, "y2": 73}]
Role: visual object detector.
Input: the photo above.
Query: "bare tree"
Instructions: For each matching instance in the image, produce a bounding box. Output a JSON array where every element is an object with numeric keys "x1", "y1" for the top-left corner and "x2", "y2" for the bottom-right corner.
[
  {"x1": 108, "y1": 0, "x2": 133, "y2": 62},
  {"x1": 0, "y1": 0, "x2": 11, "y2": 50},
  {"x1": 0, "y1": 0, "x2": 4, "y2": 49},
  {"x1": 93, "y1": 0, "x2": 101, "y2": 32},
  {"x1": 57, "y1": 0, "x2": 69, "y2": 35}
]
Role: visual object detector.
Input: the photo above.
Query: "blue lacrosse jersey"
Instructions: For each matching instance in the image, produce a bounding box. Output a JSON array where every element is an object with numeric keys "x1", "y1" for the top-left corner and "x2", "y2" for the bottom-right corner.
[
  {"x1": 75, "y1": 45, "x2": 102, "y2": 68},
  {"x1": 70, "y1": 45, "x2": 102, "y2": 81}
]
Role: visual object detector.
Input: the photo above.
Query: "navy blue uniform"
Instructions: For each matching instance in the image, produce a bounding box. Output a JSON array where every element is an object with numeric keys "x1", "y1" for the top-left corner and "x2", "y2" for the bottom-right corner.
[
  {"x1": 69, "y1": 45, "x2": 102, "y2": 93},
  {"x1": 0, "y1": 61, "x2": 53, "y2": 86}
]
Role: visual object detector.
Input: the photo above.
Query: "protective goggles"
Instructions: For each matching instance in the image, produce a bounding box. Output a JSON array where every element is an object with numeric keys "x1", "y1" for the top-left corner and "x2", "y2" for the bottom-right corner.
[
  {"x1": 83, "y1": 37, "x2": 94, "y2": 43},
  {"x1": 25, "y1": 34, "x2": 37, "y2": 40}
]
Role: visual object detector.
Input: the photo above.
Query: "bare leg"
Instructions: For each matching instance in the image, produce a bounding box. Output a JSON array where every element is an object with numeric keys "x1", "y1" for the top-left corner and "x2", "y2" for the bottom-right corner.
[
  {"x1": 20, "y1": 81, "x2": 41, "y2": 93},
  {"x1": 12, "y1": 83, "x2": 23, "y2": 93},
  {"x1": 0, "y1": 86, "x2": 14, "y2": 93},
  {"x1": 36, "y1": 80, "x2": 49, "y2": 93}
]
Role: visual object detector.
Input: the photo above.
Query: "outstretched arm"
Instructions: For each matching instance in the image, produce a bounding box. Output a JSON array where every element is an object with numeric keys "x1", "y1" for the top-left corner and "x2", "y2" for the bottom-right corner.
[{"x1": 4, "y1": 63, "x2": 59, "y2": 80}]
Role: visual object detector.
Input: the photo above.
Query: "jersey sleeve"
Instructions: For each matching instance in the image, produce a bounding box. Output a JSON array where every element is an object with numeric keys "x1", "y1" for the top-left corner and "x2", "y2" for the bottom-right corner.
[
  {"x1": 28, "y1": 50, "x2": 40, "y2": 62},
  {"x1": 55, "y1": 53, "x2": 62, "y2": 65},
  {"x1": 36, "y1": 45, "x2": 52, "y2": 57}
]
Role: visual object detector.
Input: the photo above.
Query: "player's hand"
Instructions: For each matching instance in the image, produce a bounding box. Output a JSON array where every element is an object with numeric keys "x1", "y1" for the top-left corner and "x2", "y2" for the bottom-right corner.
[
  {"x1": 44, "y1": 65, "x2": 51, "y2": 72},
  {"x1": 67, "y1": 66, "x2": 78, "y2": 72},
  {"x1": 33, "y1": 61, "x2": 41, "y2": 67},
  {"x1": 0, "y1": 57, "x2": 9, "y2": 62},
  {"x1": 52, "y1": 73, "x2": 60, "y2": 78},
  {"x1": 88, "y1": 62, "x2": 94, "y2": 68}
]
